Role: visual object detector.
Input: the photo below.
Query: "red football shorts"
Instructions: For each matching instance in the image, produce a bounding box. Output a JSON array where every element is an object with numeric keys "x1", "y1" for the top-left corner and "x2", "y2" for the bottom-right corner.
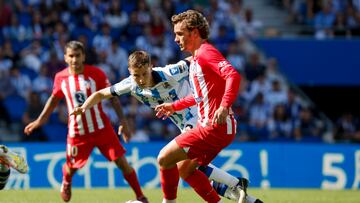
[
  {"x1": 175, "y1": 117, "x2": 236, "y2": 166},
  {"x1": 65, "y1": 126, "x2": 126, "y2": 169}
]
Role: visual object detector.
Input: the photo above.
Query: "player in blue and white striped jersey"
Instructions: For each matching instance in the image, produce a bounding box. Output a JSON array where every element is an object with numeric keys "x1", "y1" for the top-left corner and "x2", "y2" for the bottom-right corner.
[
  {"x1": 71, "y1": 51, "x2": 262, "y2": 203},
  {"x1": 109, "y1": 56, "x2": 197, "y2": 132}
]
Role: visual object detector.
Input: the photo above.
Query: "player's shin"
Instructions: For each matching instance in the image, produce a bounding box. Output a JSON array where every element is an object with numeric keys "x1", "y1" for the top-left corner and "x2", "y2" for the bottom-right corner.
[
  {"x1": 184, "y1": 169, "x2": 221, "y2": 203},
  {"x1": 160, "y1": 166, "x2": 179, "y2": 201},
  {"x1": 62, "y1": 164, "x2": 74, "y2": 183}
]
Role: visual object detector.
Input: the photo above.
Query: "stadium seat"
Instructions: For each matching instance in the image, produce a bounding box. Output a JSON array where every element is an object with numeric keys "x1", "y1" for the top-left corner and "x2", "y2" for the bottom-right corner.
[
  {"x1": 3, "y1": 94, "x2": 27, "y2": 122},
  {"x1": 42, "y1": 123, "x2": 68, "y2": 142},
  {"x1": 20, "y1": 67, "x2": 38, "y2": 81}
]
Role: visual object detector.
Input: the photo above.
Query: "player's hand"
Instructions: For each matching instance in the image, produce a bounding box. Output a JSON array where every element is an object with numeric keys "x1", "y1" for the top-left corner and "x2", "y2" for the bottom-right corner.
[
  {"x1": 70, "y1": 106, "x2": 85, "y2": 116},
  {"x1": 24, "y1": 120, "x2": 41, "y2": 136},
  {"x1": 155, "y1": 103, "x2": 174, "y2": 120},
  {"x1": 212, "y1": 106, "x2": 229, "y2": 125},
  {"x1": 118, "y1": 125, "x2": 131, "y2": 143}
]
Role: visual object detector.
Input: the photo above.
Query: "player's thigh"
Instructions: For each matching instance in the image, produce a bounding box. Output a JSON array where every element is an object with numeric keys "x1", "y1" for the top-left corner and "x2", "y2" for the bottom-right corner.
[
  {"x1": 96, "y1": 128, "x2": 126, "y2": 161},
  {"x1": 175, "y1": 125, "x2": 233, "y2": 166},
  {"x1": 158, "y1": 140, "x2": 188, "y2": 168},
  {"x1": 66, "y1": 139, "x2": 94, "y2": 169}
]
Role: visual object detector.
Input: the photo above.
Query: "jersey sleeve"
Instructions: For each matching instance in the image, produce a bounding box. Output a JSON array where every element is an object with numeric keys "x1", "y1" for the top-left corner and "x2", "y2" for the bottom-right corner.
[
  {"x1": 161, "y1": 60, "x2": 190, "y2": 82},
  {"x1": 52, "y1": 73, "x2": 64, "y2": 99},
  {"x1": 172, "y1": 95, "x2": 196, "y2": 111},
  {"x1": 198, "y1": 46, "x2": 241, "y2": 108},
  {"x1": 110, "y1": 77, "x2": 132, "y2": 96}
]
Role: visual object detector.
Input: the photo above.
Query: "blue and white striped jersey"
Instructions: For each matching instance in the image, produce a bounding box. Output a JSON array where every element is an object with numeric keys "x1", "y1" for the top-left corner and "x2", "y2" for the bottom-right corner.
[{"x1": 110, "y1": 60, "x2": 197, "y2": 132}]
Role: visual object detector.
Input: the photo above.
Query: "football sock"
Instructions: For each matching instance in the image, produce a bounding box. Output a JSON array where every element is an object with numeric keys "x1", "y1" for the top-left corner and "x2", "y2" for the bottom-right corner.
[
  {"x1": 211, "y1": 180, "x2": 228, "y2": 197},
  {"x1": 124, "y1": 169, "x2": 144, "y2": 198},
  {"x1": 62, "y1": 164, "x2": 72, "y2": 183},
  {"x1": 184, "y1": 169, "x2": 221, "y2": 203},
  {"x1": 162, "y1": 199, "x2": 176, "y2": 203},
  {"x1": 160, "y1": 166, "x2": 179, "y2": 200},
  {"x1": 198, "y1": 163, "x2": 238, "y2": 188}
]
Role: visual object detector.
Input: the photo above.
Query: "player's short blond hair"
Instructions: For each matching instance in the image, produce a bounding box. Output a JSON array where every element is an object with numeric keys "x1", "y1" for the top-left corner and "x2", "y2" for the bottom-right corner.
[
  {"x1": 128, "y1": 51, "x2": 151, "y2": 69},
  {"x1": 171, "y1": 9, "x2": 209, "y2": 40}
]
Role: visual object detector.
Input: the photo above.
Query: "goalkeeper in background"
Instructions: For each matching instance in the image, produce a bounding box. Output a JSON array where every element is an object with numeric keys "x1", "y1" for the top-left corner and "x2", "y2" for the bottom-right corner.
[{"x1": 0, "y1": 145, "x2": 28, "y2": 190}]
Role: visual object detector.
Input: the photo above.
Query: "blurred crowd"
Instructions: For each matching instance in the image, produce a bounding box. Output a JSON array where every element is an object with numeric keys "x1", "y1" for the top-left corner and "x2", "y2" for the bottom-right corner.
[
  {"x1": 0, "y1": 0, "x2": 358, "y2": 143},
  {"x1": 272, "y1": 0, "x2": 360, "y2": 39}
]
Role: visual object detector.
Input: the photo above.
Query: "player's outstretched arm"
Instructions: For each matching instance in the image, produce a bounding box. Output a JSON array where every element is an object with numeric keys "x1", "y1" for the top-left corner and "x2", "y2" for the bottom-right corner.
[
  {"x1": 24, "y1": 95, "x2": 60, "y2": 135},
  {"x1": 71, "y1": 87, "x2": 113, "y2": 116}
]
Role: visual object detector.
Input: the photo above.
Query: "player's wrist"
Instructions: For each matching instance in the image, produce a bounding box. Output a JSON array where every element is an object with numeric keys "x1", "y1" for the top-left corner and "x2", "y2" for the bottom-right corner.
[{"x1": 220, "y1": 106, "x2": 229, "y2": 113}]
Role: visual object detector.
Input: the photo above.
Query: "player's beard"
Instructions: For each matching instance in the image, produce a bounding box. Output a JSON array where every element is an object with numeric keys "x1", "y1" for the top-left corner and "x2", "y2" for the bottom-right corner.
[{"x1": 70, "y1": 63, "x2": 84, "y2": 74}]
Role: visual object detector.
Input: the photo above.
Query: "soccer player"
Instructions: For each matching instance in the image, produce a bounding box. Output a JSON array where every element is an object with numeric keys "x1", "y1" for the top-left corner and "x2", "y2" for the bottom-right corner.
[
  {"x1": 24, "y1": 41, "x2": 148, "y2": 203},
  {"x1": 154, "y1": 9, "x2": 246, "y2": 203},
  {"x1": 0, "y1": 145, "x2": 28, "y2": 190},
  {"x1": 71, "y1": 51, "x2": 262, "y2": 203}
]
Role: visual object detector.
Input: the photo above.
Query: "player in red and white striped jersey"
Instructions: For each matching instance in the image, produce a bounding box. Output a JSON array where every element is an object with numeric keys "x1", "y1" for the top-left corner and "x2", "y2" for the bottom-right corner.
[
  {"x1": 155, "y1": 10, "x2": 246, "y2": 203},
  {"x1": 24, "y1": 41, "x2": 148, "y2": 203}
]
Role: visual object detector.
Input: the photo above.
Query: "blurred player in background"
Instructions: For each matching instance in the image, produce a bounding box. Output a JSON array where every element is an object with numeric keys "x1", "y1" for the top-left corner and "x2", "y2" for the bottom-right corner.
[
  {"x1": 24, "y1": 41, "x2": 148, "y2": 203},
  {"x1": 0, "y1": 145, "x2": 28, "y2": 190},
  {"x1": 154, "y1": 10, "x2": 246, "y2": 203},
  {"x1": 71, "y1": 51, "x2": 262, "y2": 203}
]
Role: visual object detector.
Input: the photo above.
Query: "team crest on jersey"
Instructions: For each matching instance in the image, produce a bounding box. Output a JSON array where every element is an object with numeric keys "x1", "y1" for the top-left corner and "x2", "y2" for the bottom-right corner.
[
  {"x1": 75, "y1": 91, "x2": 86, "y2": 105},
  {"x1": 169, "y1": 67, "x2": 179, "y2": 75}
]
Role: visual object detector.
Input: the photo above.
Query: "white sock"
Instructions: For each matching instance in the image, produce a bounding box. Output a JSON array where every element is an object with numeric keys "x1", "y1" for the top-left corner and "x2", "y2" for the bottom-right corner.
[
  {"x1": 206, "y1": 163, "x2": 239, "y2": 188},
  {"x1": 162, "y1": 199, "x2": 176, "y2": 203}
]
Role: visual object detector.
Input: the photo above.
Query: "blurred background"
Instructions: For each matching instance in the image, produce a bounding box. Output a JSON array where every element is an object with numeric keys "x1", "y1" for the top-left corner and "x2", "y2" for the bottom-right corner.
[{"x1": 1, "y1": 0, "x2": 359, "y2": 144}]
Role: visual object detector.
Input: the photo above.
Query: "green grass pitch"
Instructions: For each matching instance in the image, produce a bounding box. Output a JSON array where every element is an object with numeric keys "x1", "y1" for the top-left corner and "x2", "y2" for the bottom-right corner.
[{"x1": 0, "y1": 188, "x2": 359, "y2": 203}]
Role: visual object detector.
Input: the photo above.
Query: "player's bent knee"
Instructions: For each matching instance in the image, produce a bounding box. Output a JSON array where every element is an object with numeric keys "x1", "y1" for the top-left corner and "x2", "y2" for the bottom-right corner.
[{"x1": 157, "y1": 153, "x2": 167, "y2": 167}]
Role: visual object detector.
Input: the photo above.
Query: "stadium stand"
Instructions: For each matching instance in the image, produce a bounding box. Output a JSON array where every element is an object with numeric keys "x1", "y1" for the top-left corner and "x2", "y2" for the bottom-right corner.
[{"x1": 0, "y1": 0, "x2": 359, "y2": 143}]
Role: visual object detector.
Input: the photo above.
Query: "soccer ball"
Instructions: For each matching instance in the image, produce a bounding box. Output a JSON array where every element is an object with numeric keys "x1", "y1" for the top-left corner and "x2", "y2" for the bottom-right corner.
[{"x1": 125, "y1": 201, "x2": 142, "y2": 203}]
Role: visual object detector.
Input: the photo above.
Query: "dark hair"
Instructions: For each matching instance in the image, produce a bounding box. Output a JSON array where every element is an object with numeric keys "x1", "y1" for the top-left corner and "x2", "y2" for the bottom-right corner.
[
  {"x1": 64, "y1": 41, "x2": 85, "y2": 54},
  {"x1": 128, "y1": 51, "x2": 151, "y2": 69},
  {"x1": 171, "y1": 10, "x2": 209, "y2": 39}
]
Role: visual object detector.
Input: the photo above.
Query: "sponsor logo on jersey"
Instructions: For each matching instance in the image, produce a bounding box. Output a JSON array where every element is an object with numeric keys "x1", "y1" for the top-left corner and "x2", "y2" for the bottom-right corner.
[
  {"x1": 75, "y1": 91, "x2": 86, "y2": 105},
  {"x1": 170, "y1": 67, "x2": 180, "y2": 75}
]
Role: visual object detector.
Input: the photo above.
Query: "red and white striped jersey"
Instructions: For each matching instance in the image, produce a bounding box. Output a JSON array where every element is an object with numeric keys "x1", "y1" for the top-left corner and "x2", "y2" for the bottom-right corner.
[
  {"x1": 52, "y1": 65, "x2": 111, "y2": 137},
  {"x1": 173, "y1": 42, "x2": 241, "y2": 127}
]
